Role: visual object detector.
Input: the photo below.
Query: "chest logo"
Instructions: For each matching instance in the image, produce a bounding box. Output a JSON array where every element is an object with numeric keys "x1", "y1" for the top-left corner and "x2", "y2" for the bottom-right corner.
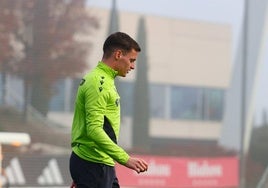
[
  {"x1": 80, "y1": 79, "x2": 85, "y2": 86},
  {"x1": 115, "y1": 98, "x2": 120, "y2": 107}
]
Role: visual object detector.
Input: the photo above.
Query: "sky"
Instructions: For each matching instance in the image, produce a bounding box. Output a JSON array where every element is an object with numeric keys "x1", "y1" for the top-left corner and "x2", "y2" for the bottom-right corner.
[
  {"x1": 87, "y1": 0, "x2": 268, "y2": 125},
  {"x1": 87, "y1": 0, "x2": 244, "y2": 50}
]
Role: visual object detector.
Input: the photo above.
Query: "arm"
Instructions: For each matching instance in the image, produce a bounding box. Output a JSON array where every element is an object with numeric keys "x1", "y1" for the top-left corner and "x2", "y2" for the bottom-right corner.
[
  {"x1": 83, "y1": 80, "x2": 148, "y2": 172},
  {"x1": 84, "y1": 84, "x2": 129, "y2": 164}
]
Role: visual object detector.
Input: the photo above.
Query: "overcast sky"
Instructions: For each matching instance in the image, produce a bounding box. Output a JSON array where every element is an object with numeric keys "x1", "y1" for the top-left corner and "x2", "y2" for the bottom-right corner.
[
  {"x1": 87, "y1": 0, "x2": 268, "y2": 125},
  {"x1": 87, "y1": 0, "x2": 244, "y2": 49}
]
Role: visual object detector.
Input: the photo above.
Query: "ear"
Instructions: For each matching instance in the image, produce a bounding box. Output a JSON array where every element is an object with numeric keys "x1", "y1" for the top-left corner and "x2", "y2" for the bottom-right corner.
[{"x1": 114, "y1": 50, "x2": 122, "y2": 60}]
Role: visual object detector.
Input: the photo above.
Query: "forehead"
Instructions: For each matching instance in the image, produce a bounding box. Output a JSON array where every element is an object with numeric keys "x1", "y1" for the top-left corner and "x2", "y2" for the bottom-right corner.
[{"x1": 125, "y1": 49, "x2": 138, "y2": 58}]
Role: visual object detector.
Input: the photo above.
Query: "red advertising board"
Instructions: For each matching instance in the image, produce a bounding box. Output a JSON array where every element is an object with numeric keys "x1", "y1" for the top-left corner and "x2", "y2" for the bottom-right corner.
[{"x1": 116, "y1": 155, "x2": 238, "y2": 188}]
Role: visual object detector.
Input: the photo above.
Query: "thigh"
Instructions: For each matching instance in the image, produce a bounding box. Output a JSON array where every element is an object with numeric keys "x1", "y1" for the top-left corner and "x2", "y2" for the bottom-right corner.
[
  {"x1": 69, "y1": 152, "x2": 103, "y2": 188},
  {"x1": 99, "y1": 165, "x2": 120, "y2": 188}
]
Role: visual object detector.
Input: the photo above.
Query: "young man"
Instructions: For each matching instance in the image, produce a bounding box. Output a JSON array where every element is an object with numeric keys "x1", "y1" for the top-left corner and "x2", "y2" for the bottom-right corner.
[{"x1": 69, "y1": 32, "x2": 148, "y2": 188}]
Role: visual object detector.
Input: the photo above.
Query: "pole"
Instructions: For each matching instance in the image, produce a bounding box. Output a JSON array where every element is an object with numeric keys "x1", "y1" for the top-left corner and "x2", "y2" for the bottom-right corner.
[
  {"x1": 0, "y1": 143, "x2": 2, "y2": 188},
  {"x1": 240, "y1": 0, "x2": 249, "y2": 187}
]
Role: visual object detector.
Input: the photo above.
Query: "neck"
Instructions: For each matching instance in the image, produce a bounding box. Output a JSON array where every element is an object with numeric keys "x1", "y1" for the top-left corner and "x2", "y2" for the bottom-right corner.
[{"x1": 101, "y1": 57, "x2": 116, "y2": 70}]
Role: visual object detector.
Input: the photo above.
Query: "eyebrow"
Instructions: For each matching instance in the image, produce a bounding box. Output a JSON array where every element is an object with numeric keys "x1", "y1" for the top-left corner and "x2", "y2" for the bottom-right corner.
[{"x1": 130, "y1": 58, "x2": 136, "y2": 62}]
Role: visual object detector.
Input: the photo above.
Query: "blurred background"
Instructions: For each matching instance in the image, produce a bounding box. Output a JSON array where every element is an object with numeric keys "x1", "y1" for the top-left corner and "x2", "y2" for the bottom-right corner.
[{"x1": 0, "y1": 0, "x2": 268, "y2": 187}]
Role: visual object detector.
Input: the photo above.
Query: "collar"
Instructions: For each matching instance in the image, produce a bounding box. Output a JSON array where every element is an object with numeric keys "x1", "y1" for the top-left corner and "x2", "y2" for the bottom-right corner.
[{"x1": 97, "y1": 61, "x2": 118, "y2": 78}]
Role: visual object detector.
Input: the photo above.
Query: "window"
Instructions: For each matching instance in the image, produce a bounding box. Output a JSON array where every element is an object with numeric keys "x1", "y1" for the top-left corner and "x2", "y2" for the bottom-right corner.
[
  {"x1": 50, "y1": 78, "x2": 225, "y2": 122},
  {"x1": 203, "y1": 89, "x2": 224, "y2": 121},
  {"x1": 116, "y1": 80, "x2": 134, "y2": 117},
  {"x1": 70, "y1": 78, "x2": 81, "y2": 111},
  {"x1": 150, "y1": 84, "x2": 167, "y2": 118},
  {"x1": 49, "y1": 78, "x2": 85, "y2": 112},
  {"x1": 49, "y1": 79, "x2": 65, "y2": 111},
  {"x1": 171, "y1": 86, "x2": 203, "y2": 120}
]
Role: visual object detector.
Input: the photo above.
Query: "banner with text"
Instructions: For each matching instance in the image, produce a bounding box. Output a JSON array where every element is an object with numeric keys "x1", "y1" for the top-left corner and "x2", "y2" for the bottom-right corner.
[
  {"x1": 116, "y1": 155, "x2": 238, "y2": 188},
  {"x1": 1, "y1": 154, "x2": 238, "y2": 187}
]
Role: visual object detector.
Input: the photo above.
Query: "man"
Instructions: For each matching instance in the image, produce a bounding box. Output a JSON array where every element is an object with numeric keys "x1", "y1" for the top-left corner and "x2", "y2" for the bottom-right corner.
[{"x1": 69, "y1": 32, "x2": 148, "y2": 188}]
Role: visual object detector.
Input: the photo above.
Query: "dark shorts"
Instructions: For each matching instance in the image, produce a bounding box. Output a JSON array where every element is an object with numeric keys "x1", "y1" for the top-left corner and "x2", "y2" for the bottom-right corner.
[{"x1": 69, "y1": 152, "x2": 120, "y2": 188}]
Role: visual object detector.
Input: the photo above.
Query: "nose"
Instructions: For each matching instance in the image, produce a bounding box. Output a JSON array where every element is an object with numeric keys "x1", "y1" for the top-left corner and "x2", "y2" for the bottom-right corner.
[{"x1": 130, "y1": 63, "x2": 135, "y2": 69}]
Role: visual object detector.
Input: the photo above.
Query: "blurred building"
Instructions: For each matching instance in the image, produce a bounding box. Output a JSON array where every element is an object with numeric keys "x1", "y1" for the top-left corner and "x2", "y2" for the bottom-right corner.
[
  {"x1": 0, "y1": 7, "x2": 232, "y2": 149},
  {"x1": 48, "y1": 7, "x2": 232, "y2": 149}
]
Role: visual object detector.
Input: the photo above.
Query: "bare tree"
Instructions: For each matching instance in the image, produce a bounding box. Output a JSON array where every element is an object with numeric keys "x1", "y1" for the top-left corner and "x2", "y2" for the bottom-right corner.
[{"x1": 13, "y1": 0, "x2": 99, "y2": 116}]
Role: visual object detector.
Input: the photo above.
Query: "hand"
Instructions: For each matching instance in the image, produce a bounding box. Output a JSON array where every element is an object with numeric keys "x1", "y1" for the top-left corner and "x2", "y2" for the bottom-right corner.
[
  {"x1": 70, "y1": 181, "x2": 76, "y2": 188},
  {"x1": 124, "y1": 157, "x2": 148, "y2": 173}
]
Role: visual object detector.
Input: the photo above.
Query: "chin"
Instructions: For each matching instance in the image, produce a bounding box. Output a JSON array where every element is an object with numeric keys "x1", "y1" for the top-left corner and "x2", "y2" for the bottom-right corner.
[{"x1": 118, "y1": 74, "x2": 126, "y2": 77}]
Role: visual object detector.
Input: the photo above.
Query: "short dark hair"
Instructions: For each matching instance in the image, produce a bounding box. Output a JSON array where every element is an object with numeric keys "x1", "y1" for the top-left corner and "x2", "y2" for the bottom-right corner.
[{"x1": 102, "y1": 32, "x2": 141, "y2": 58}]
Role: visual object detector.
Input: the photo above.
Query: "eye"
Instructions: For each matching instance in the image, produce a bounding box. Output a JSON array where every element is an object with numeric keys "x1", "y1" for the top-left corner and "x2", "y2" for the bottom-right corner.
[{"x1": 130, "y1": 59, "x2": 136, "y2": 63}]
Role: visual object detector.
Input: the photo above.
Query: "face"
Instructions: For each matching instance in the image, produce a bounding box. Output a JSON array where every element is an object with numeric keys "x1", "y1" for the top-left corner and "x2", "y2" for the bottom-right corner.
[{"x1": 116, "y1": 49, "x2": 138, "y2": 77}]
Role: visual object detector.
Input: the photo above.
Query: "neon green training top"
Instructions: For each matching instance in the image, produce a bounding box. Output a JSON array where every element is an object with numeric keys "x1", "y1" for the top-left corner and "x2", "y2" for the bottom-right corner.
[{"x1": 71, "y1": 61, "x2": 130, "y2": 166}]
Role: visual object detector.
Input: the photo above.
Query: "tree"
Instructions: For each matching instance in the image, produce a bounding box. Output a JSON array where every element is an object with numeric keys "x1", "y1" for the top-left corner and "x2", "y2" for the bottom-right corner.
[
  {"x1": 106, "y1": 0, "x2": 126, "y2": 111},
  {"x1": 0, "y1": 0, "x2": 18, "y2": 105},
  {"x1": 132, "y1": 16, "x2": 150, "y2": 151},
  {"x1": 107, "y1": 0, "x2": 119, "y2": 35},
  {"x1": 14, "y1": 0, "x2": 99, "y2": 116}
]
